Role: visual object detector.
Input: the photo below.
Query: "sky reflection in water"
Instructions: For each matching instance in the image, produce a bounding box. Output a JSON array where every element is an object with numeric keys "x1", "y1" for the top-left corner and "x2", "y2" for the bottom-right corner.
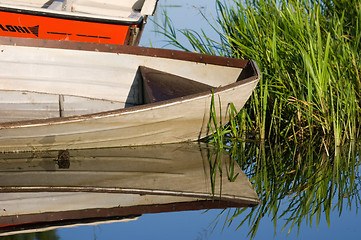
[{"x1": 56, "y1": 205, "x2": 360, "y2": 240}]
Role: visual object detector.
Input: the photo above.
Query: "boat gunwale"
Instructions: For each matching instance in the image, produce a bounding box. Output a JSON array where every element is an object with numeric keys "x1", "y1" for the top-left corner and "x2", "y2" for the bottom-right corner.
[
  {"x1": 0, "y1": 37, "x2": 261, "y2": 129},
  {"x1": 0, "y1": 5, "x2": 143, "y2": 25},
  {"x1": 0, "y1": 186, "x2": 260, "y2": 205}
]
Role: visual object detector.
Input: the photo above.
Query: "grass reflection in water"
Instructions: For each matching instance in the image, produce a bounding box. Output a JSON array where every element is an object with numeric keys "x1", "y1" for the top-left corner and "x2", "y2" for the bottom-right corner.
[{"x1": 216, "y1": 139, "x2": 361, "y2": 238}]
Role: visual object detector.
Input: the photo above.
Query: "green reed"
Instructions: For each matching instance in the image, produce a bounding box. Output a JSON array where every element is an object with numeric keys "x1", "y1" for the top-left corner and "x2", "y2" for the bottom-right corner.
[
  {"x1": 218, "y1": 138, "x2": 361, "y2": 238},
  {"x1": 207, "y1": 92, "x2": 245, "y2": 148},
  {"x1": 156, "y1": 0, "x2": 361, "y2": 146}
]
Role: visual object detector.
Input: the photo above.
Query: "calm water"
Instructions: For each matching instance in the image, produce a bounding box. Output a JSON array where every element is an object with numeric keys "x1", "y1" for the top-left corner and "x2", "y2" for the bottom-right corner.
[
  {"x1": 1, "y1": 140, "x2": 360, "y2": 240},
  {"x1": 139, "y1": 0, "x2": 221, "y2": 49},
  {"x1": 1, "y1": 1, "x2": 361, "y2": 239}
]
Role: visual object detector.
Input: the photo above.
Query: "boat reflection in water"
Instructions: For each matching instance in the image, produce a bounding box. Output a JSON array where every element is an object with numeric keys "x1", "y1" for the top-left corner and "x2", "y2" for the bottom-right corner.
[{"x1": 0, "y1": 143, "x2": 259, "y2": 236}]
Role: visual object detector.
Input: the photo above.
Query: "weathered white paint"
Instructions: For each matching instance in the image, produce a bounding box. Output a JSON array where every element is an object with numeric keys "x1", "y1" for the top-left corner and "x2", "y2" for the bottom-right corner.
[
  {"x1": 0, "y1": 91, "x2": 127, "y2": 122},
  {"x1": 0, "y1": 45, "x2": 241, "y2": 102}
]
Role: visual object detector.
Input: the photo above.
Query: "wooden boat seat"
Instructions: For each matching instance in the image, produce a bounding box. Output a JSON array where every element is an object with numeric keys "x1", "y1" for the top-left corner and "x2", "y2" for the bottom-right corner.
[
  {"x1": 0, "y1": 91, "x2": 126, "y2": 123},
  {"x1": 139, "y1": 66, "x2": 214, "y2": 104},
  {"x1": 0, "y1": 0, "x2": 46, "y2": 8},
  {"x1": 71, "y1": 0, "x2": 143, "y2": 18}
]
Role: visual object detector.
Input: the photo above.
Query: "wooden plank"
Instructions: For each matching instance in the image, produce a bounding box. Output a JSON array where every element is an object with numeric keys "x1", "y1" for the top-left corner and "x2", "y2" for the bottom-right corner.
[
  {"x1": 0, "y1": 91, "x2": 127, "y2": 122},
  {"x1": 62, "y1": 95, "x2": 126, "y2": 117},
  {"x1": 0, "y1": 91, "x2": 59, "y2": 122},
  {"x1": 71, "y1": 0, "x2": 141, "y2": 18}
]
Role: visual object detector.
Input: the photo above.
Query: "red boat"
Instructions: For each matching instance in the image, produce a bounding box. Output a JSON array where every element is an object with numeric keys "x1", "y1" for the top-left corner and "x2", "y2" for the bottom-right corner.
[{"x1": 0, "y1": 0, "x2": 158, "y2": 45}]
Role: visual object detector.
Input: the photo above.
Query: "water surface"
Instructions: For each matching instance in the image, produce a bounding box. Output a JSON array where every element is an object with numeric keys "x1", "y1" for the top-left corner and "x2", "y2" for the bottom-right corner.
[{"x1": 1, "y1": 1, "x2": 361, "y2": 239}]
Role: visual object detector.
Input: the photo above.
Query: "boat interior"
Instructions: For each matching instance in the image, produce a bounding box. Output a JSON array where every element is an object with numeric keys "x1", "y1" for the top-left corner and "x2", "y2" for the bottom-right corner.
[
  {"x1": 0, "y1": 36, "x2": 257, "y2": 124},
  {"x1": 0, "y1": 66, "x2": 215, "y2": 123},
  {"x1": 0, "y1": 0, "x2": 157, "y2": 19}
]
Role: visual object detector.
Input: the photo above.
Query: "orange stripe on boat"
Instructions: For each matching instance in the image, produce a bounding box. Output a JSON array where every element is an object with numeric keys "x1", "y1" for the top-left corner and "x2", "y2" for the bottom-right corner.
[{"x1": 0, "y1": 11, "x2": 131, "y2": 44}]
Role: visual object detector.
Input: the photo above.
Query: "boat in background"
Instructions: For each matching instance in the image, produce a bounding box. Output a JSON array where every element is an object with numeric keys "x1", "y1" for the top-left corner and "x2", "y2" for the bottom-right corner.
[
  {"x1": 0, "y1": 0, "x2": 158, "y2": 45},
  {"x1": 0, "y1": 143, "x2": 259, "y2": 235},
  {"x1": 0, "y1": 37, "x2": 260, "y2": 152}
]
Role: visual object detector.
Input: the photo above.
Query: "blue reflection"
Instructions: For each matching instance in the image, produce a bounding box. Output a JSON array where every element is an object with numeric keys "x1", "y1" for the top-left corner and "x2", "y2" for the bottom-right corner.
[{"x1": 56, "y1": 207, "x2": 360, "y2": 240}]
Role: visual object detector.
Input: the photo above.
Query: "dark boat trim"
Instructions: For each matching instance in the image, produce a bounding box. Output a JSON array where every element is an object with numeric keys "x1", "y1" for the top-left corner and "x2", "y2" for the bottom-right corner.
[{"x1": 0, "y1": 199, "x2": 257, "y2": 233}]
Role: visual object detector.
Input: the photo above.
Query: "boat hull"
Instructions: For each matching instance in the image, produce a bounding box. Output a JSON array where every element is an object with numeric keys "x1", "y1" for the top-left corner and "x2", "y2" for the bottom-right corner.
[
  {"x1": 0, "y1": 81, "x2": 258, "y2": 151},
  {"x1": 0, "y1": 10, "x2": 137, "y2": 45}
]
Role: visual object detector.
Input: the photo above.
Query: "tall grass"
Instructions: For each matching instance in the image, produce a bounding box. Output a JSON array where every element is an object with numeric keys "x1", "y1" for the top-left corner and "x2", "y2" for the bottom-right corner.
[
  {"x1": 157, "y1": 0, "x2": 361, "y2": 146},
  {"x1": 154, "y1": 2, "x2": 361, "y2": 237}
]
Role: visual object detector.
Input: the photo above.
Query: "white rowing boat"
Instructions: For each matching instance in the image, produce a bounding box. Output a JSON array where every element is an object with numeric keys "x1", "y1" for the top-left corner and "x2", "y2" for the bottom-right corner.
[{"x1": 0, "y1": 37, "x2": 260, "y2": 152}]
